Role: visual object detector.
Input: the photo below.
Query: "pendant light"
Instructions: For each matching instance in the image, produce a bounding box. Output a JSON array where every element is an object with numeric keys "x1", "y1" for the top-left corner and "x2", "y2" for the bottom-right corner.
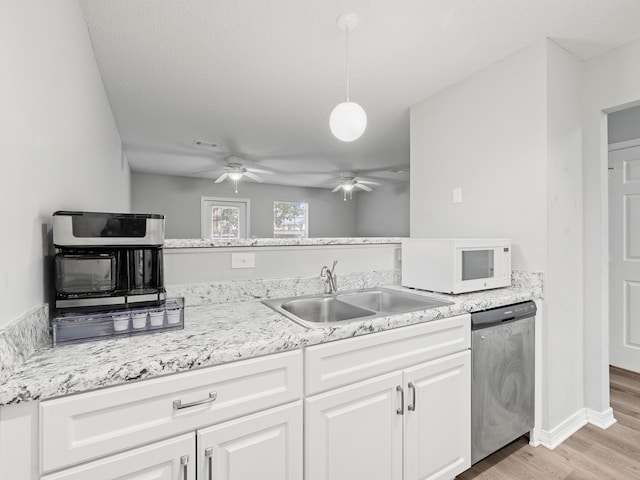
[{"x1": 330, "y1": 13, "x2": 367, "y2": 142}]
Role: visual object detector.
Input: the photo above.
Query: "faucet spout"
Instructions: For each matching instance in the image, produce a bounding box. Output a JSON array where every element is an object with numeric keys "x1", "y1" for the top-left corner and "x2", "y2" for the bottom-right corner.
[{"x1": 320, "y1": 260, "x2": 338, "y2": 293}]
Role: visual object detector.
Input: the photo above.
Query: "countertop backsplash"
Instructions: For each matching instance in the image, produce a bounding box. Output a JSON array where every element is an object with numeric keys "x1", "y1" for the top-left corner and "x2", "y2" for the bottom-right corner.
[
  {"x1": 167, "y1": 269, "x2": 401, "y2": 307},
  {"x1": 0, "y1": 304, "x2": 49, "y2": 385}
]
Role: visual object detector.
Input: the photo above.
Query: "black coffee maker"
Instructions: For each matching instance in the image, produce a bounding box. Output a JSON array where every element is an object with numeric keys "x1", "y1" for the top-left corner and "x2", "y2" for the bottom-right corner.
[{"x1": 52, "y1": 211, "x2": 166, "y2": 311}]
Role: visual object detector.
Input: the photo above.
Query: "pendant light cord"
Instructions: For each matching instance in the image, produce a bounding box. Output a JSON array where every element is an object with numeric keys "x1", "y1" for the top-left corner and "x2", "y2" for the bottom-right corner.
[{"x1": 345, "y1": 26, "x2": 350, "y2": 102}]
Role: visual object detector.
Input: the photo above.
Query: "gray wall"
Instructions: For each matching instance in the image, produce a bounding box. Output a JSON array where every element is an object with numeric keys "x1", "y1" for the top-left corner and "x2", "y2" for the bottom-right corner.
[
  {"x1": 356, "y1": 183, "x2": 410, "y2": 236},
  {"x1": 608, "y1": 104, "x2": 640, "y2": 143},
  {"x1": 132, "y1": 172, "x2": 410, "y2": 238}
]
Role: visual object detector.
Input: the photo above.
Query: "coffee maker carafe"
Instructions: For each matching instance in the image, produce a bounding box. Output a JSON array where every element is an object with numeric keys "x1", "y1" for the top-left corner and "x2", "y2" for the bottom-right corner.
[{"x1": 53, "y1": 211, "x2": 166, "y2": 311}]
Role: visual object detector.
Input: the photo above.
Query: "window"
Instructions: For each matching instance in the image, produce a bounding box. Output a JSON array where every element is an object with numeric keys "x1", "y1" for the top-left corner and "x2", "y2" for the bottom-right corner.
[
  {"x1": 201, "y1": 197, "x2": 250, "y2": 239},
  {"x1": 273, "y1": 201, "x2": 308, "y2": 238}
]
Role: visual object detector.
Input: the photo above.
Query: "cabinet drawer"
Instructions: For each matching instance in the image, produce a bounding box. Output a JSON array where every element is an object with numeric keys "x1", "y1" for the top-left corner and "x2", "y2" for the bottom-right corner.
[
  {"x1": 41, "y1": 350, "x2": 302, "y2": 473},
  {"x1": 305, "y1": 314, "x2": 470, "y2": 395}
]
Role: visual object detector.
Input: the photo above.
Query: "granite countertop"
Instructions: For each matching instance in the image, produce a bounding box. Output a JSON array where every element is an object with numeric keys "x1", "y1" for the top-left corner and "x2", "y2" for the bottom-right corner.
[
  {"x1": 0, "y1": 285, "x2": 541, "y2": 406},
  {"x1": 164, "y1": 237, "x2": 404, "y2": 248}
]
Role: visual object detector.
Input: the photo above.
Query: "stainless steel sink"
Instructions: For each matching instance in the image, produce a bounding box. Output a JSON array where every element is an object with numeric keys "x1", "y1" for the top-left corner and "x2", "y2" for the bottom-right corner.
[
  {"x1": 336, "y1": 289, "x2": 452, "y2": 313},
  {"x1": 281, "y1": 297, "x2": 375, "y2": 324},
  {"x1": 262, "y1": 287, "x2": 453, "y2": 329}
]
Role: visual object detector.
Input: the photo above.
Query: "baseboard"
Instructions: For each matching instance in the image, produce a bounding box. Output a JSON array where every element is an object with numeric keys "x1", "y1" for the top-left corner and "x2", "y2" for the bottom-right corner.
[
  {"x1": 586, "y1": 407, "x2": 617, "y2": 429},
  {"x1": 539, "y1": 409, "x2": 588, "y2": 450},
  {"x1": 539, "y1": 407, "x2": 617, "y2": 449}
]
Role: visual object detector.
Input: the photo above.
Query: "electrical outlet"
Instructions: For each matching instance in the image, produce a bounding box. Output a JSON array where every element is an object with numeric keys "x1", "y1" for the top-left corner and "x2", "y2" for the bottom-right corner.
[{"x1": 231, "y1": 253, "x2": 256, "y2": 269}]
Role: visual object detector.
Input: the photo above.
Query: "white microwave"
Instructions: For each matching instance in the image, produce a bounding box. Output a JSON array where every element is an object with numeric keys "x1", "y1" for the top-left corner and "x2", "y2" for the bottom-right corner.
[{"x1": 401, "y1": 238, "x2": 512, "y2": 294}]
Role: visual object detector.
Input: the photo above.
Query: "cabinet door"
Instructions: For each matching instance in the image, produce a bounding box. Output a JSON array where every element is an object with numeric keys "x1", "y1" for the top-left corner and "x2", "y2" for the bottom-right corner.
[
  {"x1": 305, "y1": 371, "x2": 403, "y2": 480},
  {"x1": 197, "y1": 401, "x2": 302, "y2": 480},
  {"x1": 403, "y1": 350, "x2": 471, "y2": 480},
  {"x1": 41, "y1": 433, "x2": 195, "y2": 480}
]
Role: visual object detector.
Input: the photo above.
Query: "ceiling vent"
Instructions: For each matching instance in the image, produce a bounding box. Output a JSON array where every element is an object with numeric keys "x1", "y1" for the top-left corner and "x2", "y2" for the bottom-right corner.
[{"x1": 192, "y1": 139, "x2": 219, "y2": 148}]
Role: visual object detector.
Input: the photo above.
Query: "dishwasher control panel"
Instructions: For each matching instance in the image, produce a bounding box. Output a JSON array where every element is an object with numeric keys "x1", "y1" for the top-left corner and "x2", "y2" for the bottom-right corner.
[{"x1": 471, "y1": 301, "x2": 536, "y2": 329}]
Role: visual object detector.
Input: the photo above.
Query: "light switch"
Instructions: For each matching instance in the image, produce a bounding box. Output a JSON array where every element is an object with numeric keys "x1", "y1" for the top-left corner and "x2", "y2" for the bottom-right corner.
[
  {"x1": 231, "y1": 253, "x2": 256, "y2": 269},
  {"x1": 452, "y1": 187, "x2": 462, "y2": 204}
]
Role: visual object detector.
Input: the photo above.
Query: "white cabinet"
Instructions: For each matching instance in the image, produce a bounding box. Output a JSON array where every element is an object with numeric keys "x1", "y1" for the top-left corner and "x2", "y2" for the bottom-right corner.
[
  {"x1": 304, "y1": 314, "x2": 471, "y2": 480},
  {"x1": 34, "y1": 314, "x2": 471, "y2": 480},
  {"x1": 40, "y1": 350, "x2": 302, "y2": 474},
  {"x1": 305, "y1": 371, "x2": 404, "y2": 480},
  {"x1": 197, "y1": 401, "x2": 302, "y2": 480},
  {"x1": 41, "y1": 433, "x2": 196, "y2": 480},
  {"x1": 39, "y1": 350, "x2": 303, "y2": 480},
  {"x1": 41, "y1": 402, "x2": 303, "y2": 480},
  {"x1": 404, "y1": 351, "x2": 471, "y2": 480}
]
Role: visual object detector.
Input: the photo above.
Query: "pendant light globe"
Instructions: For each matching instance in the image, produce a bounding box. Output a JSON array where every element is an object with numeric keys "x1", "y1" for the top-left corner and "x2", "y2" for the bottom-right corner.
[
  {"x1": 330, "y1": 101, "x2": 367, "y2": 142},
  {"x1": 330, "y1": 13, "x2": 366, "y2": 142}
]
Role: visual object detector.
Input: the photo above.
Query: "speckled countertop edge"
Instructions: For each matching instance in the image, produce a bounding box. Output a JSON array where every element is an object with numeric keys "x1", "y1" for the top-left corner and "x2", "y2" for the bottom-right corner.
[
  {"x1": 164, "y1": 237, "x2": 404, "y2": 248},
  {"x1": 0, "y1": 284, "x2": 541, "y2": 406}
]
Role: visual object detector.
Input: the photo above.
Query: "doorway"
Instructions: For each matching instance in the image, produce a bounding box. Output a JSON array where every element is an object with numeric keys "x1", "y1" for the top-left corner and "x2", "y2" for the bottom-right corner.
[{"x1": 608, "y1": 105, "x2": 640, "y2": 373}]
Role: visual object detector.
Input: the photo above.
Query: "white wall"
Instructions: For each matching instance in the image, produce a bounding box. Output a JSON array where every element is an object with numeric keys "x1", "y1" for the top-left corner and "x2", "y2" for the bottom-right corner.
[
  {"x1": 582, "y1": 38, "x2": 640, "y2": 415},
  {"x1": 0, "y1": 0, "x2": 130, "y2": 329},
  {"x1": 165, "y1": 244, "x2": 399, "y2": 285},
  {"x1": 356, "y1": 183, "x2": 409, "y2": 237},
  {"x1": 545, "y1": 43, "x2": 584, "y2": 428},
  {"x1": 410, "y1": 40, "x2": 588, "y2": 436},
  {"x1": 132, "y1": 171, "x2": 409, "y2": 238},
  {"x1": 409, "y1": 42, "x2": 548, "y2": 271}
]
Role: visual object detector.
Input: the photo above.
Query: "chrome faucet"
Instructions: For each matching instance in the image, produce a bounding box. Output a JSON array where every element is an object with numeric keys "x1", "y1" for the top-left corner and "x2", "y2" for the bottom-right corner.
[{"x1": 320, "y1": 260, "x2": 338, "y2": 294}]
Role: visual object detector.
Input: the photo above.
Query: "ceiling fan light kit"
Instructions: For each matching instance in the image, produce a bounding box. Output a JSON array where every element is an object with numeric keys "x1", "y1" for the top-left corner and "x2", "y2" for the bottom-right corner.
[
  {"x1": 332, "y1": 173, "x2": 380, "y2": 201},
  {"x1": 330, "y1": 13, "x2": 367, "y2": 142},
  {"x1": 208, "y1": 157, "x2": 273, "y2": 193}
]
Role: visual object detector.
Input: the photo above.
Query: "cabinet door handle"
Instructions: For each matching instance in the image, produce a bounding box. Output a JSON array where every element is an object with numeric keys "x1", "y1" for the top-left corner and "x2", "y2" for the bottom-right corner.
[
  {"x1": 205, "y1": 447, "x2": 213, "y2": 480},
  {"x1": 396, "y1": 385, "x2": 404, "y2": 415},
  {"x1": 408, "y1": 382, "x2": 416, "y2": 411},
  {"x1": 180, "y1": 455, "x2": 189, "y2": 479},
  {"x1": 173, "y1": 392, "x2": 217, "y2": 410}
]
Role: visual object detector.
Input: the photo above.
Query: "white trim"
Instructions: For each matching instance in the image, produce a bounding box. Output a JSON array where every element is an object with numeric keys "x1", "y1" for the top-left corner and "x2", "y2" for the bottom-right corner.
[
  {"x1": 608, "y1": 138, "x2": 640, "y2": 151},
  {"x1": 585, "y1": 407, "x2": 617, "y2": 429},
  {"x1": 539, "y1": 409, "x2": 588, "y2": 450},
  {"x1": 200, "y1": 196, "x2": 251, "y2": 239},
  {"x1": 538, "y1": 407, "x2": 617, "y2": 450}
]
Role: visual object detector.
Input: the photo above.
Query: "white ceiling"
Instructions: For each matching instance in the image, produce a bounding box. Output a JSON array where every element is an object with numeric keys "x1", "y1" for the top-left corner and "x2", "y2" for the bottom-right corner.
[{"x1": 79, "y1": 0, "x2": 640, "y2": 189}]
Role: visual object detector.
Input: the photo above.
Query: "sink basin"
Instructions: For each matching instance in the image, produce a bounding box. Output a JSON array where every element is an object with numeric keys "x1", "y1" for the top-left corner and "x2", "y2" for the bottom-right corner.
[
  {"x1": 336, "y1": 290, "x2": 452, "y2": 313},
  {"x1": 262, "y1": 287, "x2": 453, "y2": 329},
  {"x1": 281, "y1": 297, "x2": 375, "y2": 324}
]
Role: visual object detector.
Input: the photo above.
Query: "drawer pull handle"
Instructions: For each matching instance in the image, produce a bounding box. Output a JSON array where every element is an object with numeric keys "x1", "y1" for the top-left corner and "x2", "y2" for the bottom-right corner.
[
  {"x1": 180, "y1": 455, "x2": 189, "y2": 479},
  {"x1": 396, "y1": 385, "x2": 404, "y2": 415},
  {"x1": 173, "y1": 392, "x2": 217, "y2": 410},
  {"x1": 408, "y1": 382, "x2": 416, "y2": 411},
  {"x1": 205, "y1": 447, "x2": 213, "y2": 480}
]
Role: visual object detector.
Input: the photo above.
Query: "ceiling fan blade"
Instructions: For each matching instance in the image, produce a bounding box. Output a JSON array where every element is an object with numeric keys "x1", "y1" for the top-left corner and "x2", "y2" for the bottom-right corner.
[
  {"x1": 332, "y1": 185, "x2": 343, "y2": 192},
  {"x1": 357, "y1": 180, "x2": 381, "y2": 185},
  {"x1": 192, "y1": 167, "x2": 219, "y2": 174},
  {"x1": 214, "y1": 172, "x2": 228, "y2": 183},
  {"x1": 243, "y1": 171, "x2": 264, "y2": 182},
  {"x1": 355, "y1": 183, "x2": 372, "y2": 191},
  {"x1": 245, "y1": 167, "x2": 274, "y2": 174}
]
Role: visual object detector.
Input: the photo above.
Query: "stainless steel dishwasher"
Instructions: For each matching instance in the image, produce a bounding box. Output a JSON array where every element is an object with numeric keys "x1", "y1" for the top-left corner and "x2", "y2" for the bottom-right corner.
[{"x1": 471, "y1": 301, "x2": 536, "y2": 465}]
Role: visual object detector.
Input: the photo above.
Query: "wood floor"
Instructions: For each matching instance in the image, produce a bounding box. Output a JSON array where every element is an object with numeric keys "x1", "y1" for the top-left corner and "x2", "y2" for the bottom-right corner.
[{"x1": 457, "y1": 366, "x2": 640, "y2": 480}]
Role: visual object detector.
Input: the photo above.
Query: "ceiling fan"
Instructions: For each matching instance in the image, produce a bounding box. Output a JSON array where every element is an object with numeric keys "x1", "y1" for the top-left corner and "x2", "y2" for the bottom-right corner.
[
  {"x1": 195, "y1": 156, "x2": 274, "y2": 193},
  {"x1": 331, "y1": 174, "x2": 380, "y2": 201}
]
